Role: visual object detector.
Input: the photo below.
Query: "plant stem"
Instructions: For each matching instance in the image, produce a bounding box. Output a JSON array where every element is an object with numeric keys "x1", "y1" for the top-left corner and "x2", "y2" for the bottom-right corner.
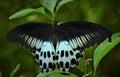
[{"x1": 83, "y1": 59, "x2": 92, "y2": 77}]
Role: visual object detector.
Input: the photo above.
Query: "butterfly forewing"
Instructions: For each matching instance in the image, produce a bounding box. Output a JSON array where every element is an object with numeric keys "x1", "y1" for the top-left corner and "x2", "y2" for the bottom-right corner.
[
  {"x1": 58, "y1": 22, "x2": 112, "y2": 48},
  {"x1": 7, "y1": 22, "x2": 52, "y2": 50},
  {"x1": 7, "y1": 21, "x2": 112, "y2": 72}
]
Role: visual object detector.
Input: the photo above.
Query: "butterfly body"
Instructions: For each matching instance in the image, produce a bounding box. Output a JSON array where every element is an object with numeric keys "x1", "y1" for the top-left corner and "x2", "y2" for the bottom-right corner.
[{"x1": 7, "y1": 21, "x2": 112, "y2": 72}]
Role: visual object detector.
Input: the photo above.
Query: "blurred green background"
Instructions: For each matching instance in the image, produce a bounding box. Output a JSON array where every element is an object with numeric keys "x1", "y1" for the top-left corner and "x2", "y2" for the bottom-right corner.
[{"x1": 0, "y1": 0, "x2": 120, "y2": 77}]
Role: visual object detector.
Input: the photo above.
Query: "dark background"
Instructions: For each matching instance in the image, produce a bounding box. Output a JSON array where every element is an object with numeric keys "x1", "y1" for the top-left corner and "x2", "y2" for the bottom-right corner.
[{"x1": 0, "y1": 0, "x2": 120, "y2": 77}]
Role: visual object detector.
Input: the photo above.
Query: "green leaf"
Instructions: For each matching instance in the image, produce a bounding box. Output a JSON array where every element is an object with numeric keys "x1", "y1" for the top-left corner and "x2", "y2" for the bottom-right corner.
[
  {"x1": 10, "y1": 63, "x2": 21, "y2": 77},
  {"x1": 56, "y1": 0, "x2": 74, "y2": 13},
  {"x1": 39, "y1": 0, "x2": 57, "y2": 14},
  {"x1": 93, "y1": 33, "x2": 120, "y2": 76},
  {"x1": 76, "y1": 55, "x2": 85, "y2": 72},
  {"x1": 34, "y1": 7, "x2": 45, "y2": 14},
  {"x1": 36, "y1": 70, "x2": 78, "y2": 77},
  {"x1": 9, "y1": 7, "x2": 45, "y2": 20}
]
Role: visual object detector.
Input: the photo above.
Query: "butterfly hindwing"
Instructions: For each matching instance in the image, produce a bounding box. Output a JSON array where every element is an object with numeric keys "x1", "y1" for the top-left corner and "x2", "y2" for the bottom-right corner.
[
  {"x1": 33, "y1": 42, "x2": 56, "y2": 72},
  {"x1": 56, "y1": 41, "x2": 83, "y2": 71}
]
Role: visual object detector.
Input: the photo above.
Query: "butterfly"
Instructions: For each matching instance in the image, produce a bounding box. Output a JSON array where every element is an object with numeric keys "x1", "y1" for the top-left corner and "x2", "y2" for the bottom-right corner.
[{"x1": 7, "y1": 21, "x2": 112, "y2": 72}]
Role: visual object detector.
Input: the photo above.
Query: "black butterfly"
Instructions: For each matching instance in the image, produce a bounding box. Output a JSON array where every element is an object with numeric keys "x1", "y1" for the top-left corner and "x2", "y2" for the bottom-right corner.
[{"x1": 7, "y1": 21, "x2": 112, "y2": 72}]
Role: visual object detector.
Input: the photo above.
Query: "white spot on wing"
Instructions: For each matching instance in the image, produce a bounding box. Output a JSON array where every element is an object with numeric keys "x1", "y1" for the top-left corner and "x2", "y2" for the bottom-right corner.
[
  {"x1": 56, "y1": 42, "x2": 60, "y2": 50},
  {"x1": 36, "y1": 39, "x2": 42, "y2": 49},
  {"x1": 31, "y1": 38, "x2": 36, "y2": 47},
  {"x1": 72, "y1": 39, "x2": 77, "y2": 48},
  {"x1": 75, "y1": 37, "x2": 81, "y2": 47},
  {"x1": 24, "y1": 35, "x2": 29, "y2": 42},
  {"x1": 77, "y1": 37, "x2": 83, "y2": 47},
  {"x1": 69, "y1": 40, "x2": 74, "y2": 48},
  {"x1": 27, "y1": 36, "x2": 33, "y2": 46},
  {"x1": 84, "y1": 34, "x2": 90, "y2": 41},
  {"x1": 81, "y1": 35, "x2": 87, "y2": 44}
]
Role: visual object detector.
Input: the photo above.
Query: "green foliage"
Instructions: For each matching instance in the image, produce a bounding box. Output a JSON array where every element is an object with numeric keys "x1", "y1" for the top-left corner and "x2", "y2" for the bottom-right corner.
[
  {"x1": 75, "y1": 54, "x2": 85, "y2": 73},
  {"x1": 9, "y1": 0, "x2": 74, "y2": 20},
  {"x1": 55, "y1": 0, "x2": 73, "y2": 13},
  {"x1": 36, "y1": 70, "x2": 77, "y2": 77},
  {"x1": 93, "y1": 33, "x2": 120, "y2": 77},
  {"x1": 79, "y1": 0, "x2": 110, "y2": 23},
  {"x1": 39, "y1": 0, "x2": 74, "y2": 19},
  {"x1": 9, "y1": 7, "x2": 45, "y2": 20},
  {"x1": 39, "y1": 0, "x2": 57, "y2": 14},
  {"x1": 10, "y1": 63, "x2": 21, "y2": 77}
]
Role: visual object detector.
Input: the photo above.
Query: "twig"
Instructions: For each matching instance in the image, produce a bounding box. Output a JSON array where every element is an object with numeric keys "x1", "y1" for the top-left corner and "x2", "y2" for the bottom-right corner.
[{"x1": 83, "y1": 59, "x2": 93, "y2": 77}]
